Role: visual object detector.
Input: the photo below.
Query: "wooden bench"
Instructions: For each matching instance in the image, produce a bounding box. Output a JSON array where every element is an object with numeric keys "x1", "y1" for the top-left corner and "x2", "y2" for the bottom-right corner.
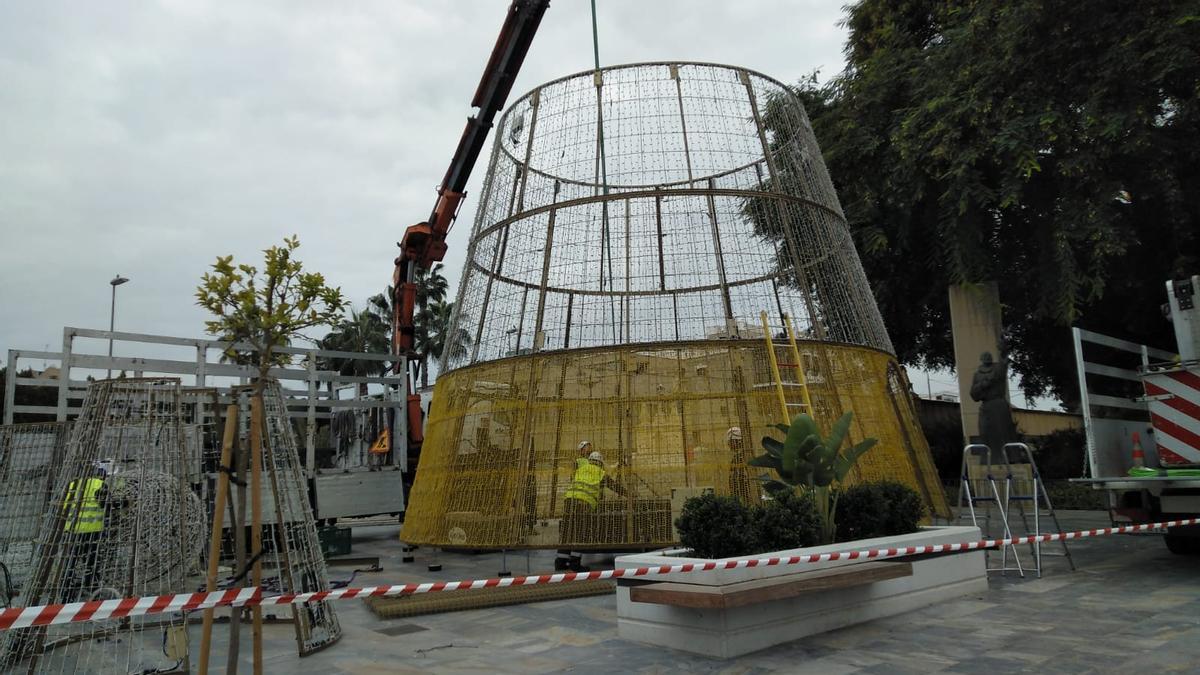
[{"x1": 627, "y1": 560, "x2": 913, "y2": 610}]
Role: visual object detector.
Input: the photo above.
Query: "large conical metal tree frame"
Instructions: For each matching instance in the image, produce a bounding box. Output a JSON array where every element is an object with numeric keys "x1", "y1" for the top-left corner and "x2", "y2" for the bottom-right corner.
[{"x1": 402, "y1": 62, "x2": 949, "y2": 551}]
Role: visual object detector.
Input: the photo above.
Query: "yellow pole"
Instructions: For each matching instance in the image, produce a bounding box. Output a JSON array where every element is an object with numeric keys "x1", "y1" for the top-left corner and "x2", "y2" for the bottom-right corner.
[
  {"x1": 760, "y1": 311, "x2": 790, "y2": 421},
  {"x1": 783, "y1": 314, "x2": 814, "y2": 413}
]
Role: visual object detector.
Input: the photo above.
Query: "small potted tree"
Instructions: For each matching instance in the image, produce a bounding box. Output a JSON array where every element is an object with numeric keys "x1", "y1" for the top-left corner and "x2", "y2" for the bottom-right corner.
[{"x1": 615, "y1": 413, "x2": 985, "y2": 658}]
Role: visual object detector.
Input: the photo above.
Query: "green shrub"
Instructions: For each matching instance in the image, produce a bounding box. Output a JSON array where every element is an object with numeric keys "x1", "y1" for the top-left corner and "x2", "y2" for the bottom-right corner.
[
  {"x1": 751, "y1": 491, "x2": 823, "y2": 552},
  {"x1": 1031, "y1": 429, "x2": 1087, "y2": 480},
  {"x1": 675, "y1": 494, "x2": 757, "y2": 559},
  {"x1": 1043, "y1": 480, "x2": 1107, "y2": 510},
  {"x1": 835, "y1": 481, "x2": 924, "y2": 542}
]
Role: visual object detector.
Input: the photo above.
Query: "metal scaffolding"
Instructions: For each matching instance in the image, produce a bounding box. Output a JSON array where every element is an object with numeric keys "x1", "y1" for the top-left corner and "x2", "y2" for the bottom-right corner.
[{"x1": 401, "y1": 62, "x2": 949, "y2": 551}]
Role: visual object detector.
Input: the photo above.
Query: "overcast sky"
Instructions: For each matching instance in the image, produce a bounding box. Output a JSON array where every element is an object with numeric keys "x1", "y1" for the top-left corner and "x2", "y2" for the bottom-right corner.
[{"x1": 0, "y1": 0, "x2": 849, "y2": 370}]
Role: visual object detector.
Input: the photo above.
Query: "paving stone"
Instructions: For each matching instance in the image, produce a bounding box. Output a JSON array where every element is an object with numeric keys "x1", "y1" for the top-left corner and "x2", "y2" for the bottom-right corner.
[{"x1": 191, "y1": 510, "x2": 1200, "y2": 673}]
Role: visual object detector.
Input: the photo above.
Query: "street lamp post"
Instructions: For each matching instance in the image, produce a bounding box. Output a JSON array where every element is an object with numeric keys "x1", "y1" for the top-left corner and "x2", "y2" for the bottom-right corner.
[{"x1": 108, "y1": 275, "x2": 129, "y2": 378}]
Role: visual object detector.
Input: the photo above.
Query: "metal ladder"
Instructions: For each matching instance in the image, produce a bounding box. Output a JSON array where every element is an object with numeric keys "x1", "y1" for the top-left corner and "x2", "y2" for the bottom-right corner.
[
  {"x1": 758, "y1": 311, "x2": 814, "y2": 421},
  {"x1": 957, "y1": 442, "x2": 1076, "y2": 578}
]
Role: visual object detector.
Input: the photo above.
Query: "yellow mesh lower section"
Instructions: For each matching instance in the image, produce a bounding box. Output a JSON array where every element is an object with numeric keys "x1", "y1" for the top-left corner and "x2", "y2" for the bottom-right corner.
[{"x1": 401, "y1": 340, "x2": 949, "y2": 549}]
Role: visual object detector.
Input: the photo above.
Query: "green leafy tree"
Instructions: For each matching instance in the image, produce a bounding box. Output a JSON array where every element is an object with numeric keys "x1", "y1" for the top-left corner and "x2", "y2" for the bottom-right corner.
[
  {"x1": 749, "y1": 412, "x2": 877, "y2": 544},
  {"x1": 195, "y1": 236, "x2": 343, "y2": 662},
  {"x1": 195, "y1": 235, "x2": 346, "y2": 388},
  {"x1": 759, "y1": 1, "x2": 1200, "y2": 402}
]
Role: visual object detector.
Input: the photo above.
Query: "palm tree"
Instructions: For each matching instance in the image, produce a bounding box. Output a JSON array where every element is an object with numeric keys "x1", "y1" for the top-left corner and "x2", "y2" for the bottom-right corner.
[
  {"x1": 364, "y1": 265, "x2": 454, "y2": 387},
  {"x1": 367, "y1": 286, "x2": 392, "y2": 326},
  {"x1": 367, "y1": 265, "x2": 448, "y2": 344},
  {"x1": 319, "y1": 307, "x2": 391, "y2": 395},
  {"x1": 414, "y1": 264, "x2": 449, "y2": 313},
  {"x1": 414, "y1": 300, "x2": 471, "y2": 388}
]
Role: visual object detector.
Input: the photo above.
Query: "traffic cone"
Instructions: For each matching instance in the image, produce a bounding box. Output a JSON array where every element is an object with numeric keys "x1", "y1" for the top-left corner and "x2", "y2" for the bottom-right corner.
[{"x1": 1131, "y1": 432, "x2": 1145, "y2": 468}]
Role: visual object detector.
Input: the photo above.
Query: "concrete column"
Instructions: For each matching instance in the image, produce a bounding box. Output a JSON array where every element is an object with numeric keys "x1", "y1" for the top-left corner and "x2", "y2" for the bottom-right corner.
[{"x1": 948, "y1": 282, "x2": 1006, "y2": 445}]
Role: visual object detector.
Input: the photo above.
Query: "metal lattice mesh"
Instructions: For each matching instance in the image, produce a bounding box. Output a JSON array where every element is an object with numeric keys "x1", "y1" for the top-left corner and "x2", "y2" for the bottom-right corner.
[
  {"x1": 448, "y1": 62, "x2": 891, "y2": 365},
  {"x1": 403, "y1": 63, "x2": 948, "y2": 550},
  {"x1": 0, "y1": 422, "x2": 72, "y2": 602},
  {"x1": 2, "y1": 379, "x2": 203, "y2": 673},
  {"x1": 253, "y1": 380, "x2": 342, "y2": 654}
]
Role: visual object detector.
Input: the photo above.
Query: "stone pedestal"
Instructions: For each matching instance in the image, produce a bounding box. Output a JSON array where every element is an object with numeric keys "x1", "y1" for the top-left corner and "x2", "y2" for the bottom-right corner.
[
  {"x1": 615, "y1": 526, "x2": 986, "y2": 658},
  {"x1": 949, "y1": 283, "x2": 1007, "y2": 444}
]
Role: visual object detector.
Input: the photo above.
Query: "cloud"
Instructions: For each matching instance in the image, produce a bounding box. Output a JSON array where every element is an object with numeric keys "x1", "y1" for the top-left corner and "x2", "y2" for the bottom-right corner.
[{"x1": 0, "y1": 0, "x2": 847, "y2": 371}]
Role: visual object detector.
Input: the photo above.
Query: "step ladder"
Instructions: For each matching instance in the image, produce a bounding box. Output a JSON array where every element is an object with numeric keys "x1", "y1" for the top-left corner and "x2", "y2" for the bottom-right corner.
[
  {"x1": 956, "y1": 442, "x2": 1076, "y2": 578},
  {"x1": 758, "y1": 311, "x2": 814, "y2": 421}
]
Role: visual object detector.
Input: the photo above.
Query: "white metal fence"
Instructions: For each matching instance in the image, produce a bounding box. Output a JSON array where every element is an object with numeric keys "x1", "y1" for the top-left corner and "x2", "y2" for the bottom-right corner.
[{"x1": 5, "y1": 327, "x2": 407, "y2": 520}]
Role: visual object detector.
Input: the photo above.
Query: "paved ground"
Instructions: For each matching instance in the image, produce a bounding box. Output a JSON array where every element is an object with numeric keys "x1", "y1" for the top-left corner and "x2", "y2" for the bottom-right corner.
[{"x1": 209, "y1": 510, "x2": 1200, "y2": 674}]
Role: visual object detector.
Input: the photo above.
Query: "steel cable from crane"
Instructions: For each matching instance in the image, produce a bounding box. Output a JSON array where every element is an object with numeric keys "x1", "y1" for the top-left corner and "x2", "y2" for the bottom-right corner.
[{"x1": 590, "y1": 0, "x2": 619, "y2": 344}]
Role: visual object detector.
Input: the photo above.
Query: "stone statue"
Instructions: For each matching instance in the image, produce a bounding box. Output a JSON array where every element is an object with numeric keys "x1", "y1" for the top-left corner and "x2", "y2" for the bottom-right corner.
[{"x1": 969, "y1": 350, "x2": 1018, "y2": 458}]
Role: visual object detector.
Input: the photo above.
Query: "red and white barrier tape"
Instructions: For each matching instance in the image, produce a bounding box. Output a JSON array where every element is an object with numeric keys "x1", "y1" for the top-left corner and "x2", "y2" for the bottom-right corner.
[{"x1": 2, "y1": 517, "x2": 1196, "y2": 631}]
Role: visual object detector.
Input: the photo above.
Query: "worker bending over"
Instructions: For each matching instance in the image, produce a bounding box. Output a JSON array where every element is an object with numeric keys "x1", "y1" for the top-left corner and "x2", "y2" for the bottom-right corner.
[
  {"x1": 556, "y1": 442, "x2": 625, "y2": 572},
  {"x1": 60, "y1": 461, "x2": 111, "y2": 601}
]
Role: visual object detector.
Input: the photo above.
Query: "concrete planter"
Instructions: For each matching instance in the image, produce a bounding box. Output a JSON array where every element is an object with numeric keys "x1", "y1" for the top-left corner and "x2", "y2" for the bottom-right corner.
[{"x1": 615, "y1": 526, "x2": 986, "y2": 658}]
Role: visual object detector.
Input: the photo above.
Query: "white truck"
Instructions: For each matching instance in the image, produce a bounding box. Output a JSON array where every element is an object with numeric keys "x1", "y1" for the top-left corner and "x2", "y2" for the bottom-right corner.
[{"x1": 1072, "y1": 275, "x2": 1200, "y2": 554}]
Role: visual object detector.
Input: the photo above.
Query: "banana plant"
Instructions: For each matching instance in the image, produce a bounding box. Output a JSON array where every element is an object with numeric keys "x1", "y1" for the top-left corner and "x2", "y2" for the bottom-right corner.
[{"x1": 749, "y1": 412, "x2": 877, "y2": 544}]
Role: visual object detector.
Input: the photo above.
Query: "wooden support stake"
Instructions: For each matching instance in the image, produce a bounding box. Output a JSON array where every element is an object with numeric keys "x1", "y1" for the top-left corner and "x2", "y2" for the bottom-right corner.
[
  {"x1": 198, "y1": 404, "x2": 239, "y2": 674},
  {"x1": 249, "y1": 394, "x2": 265, "y2": 675}
]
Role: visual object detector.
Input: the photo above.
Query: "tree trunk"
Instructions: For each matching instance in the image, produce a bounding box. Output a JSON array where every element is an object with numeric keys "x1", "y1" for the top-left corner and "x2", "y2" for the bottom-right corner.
[{"x1": 249, "y1": 368, "x2": 269, "y2": 674}]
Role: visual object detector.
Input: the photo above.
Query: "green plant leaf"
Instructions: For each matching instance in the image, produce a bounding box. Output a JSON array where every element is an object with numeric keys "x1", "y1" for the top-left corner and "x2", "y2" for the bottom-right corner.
[
  {"x1": 782, "y1": 439, "x2": 799, "y2": 475},
  {"x1": 761, "y1": 436, "x2": 784, "y2": 458},
  {"x1": 748, "y1": 454, "x2": 782, "y2": 470},
  {"x1": 796, "y1": 434, "x2": 820, "y2": 461},
  {"x1": 755, "y1": 477, "x2": 794, "y2": 495},
  {"x1": 826, "y1": 411, "x2": 854, "y2": 454},
  {"x1": 833, "y1": 437, "x2": 878, "y2": 481},
  {"x1": 789, "y1": 413, "x2": 819, "y2": 440}
]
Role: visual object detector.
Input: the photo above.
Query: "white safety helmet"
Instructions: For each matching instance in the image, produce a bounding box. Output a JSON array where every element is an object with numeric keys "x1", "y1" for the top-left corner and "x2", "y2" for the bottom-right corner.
[
  {"x1": 726, "y1": 427, "x2": 743, "y2": 443},
  {"x1": 578, "y1": 440, "x2": 592, "y2": 451},
  {"x1": 95, "y1": 459, "x2": 116, "y2": 476},
  {"x1": 587, "y1": 451, "x2": 604, "y2": 465}
]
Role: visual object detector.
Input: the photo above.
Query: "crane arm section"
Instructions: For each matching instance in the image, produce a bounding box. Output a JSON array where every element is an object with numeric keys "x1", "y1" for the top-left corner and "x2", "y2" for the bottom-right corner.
[
  {"x1": 394, "y1": 0, "x2": 549, "y2": 356},
  {"x1": 392, "y1": 0, "x2": 550, "y2": 445}
]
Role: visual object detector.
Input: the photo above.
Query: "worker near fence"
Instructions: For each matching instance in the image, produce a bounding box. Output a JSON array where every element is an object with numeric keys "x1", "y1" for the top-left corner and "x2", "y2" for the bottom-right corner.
[
  {"x1": 556, "y1": 442, "x2": 626, "y2": 572},
  {"x1": 60, "y1": 460, "x2": 111, "y2": 601},
  {"x1": 726, "y1": 427, "x2": 754, "y2": 504}
]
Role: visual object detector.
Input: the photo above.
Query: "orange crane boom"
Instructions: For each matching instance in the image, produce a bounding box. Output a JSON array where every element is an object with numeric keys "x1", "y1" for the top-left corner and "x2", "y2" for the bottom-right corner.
[{"x1": 393, "y1": 0, "x2": 550, "y2": 446}]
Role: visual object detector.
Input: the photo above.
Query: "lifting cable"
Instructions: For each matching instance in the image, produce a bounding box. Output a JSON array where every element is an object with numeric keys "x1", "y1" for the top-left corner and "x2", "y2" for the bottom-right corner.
[{"x1": 591, "y1": 0, "x2": 619, "y2": 343}]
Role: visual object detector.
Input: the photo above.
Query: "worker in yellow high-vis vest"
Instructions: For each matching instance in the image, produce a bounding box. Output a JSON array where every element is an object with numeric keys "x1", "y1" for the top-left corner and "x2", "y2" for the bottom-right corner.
[
  {"x1": 60, "y1": 461, "x2": 111, "y2": 601},
  {"x1": 556, "y1": 443, "x2": 625, "y2": 572}
]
